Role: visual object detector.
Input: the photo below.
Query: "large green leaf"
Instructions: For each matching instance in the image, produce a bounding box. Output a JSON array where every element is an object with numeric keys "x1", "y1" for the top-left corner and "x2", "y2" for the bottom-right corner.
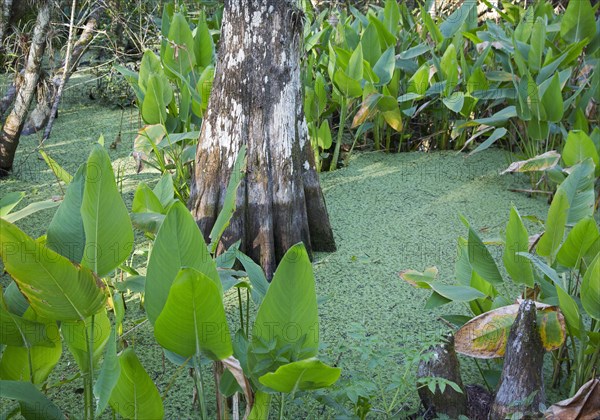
[
  {"x1": 383, "y1": 0, "x2": 400, "y2": 33},
  {"x1": 234, "y1": 250, "x2": 269, "y2": 305},
  {"x1": 131, "y1": 183, "x2": 163, "y2": 214},
  {"x1": 80, "y1": 145, "x2": 133, "y2": 277},
  {"x1": 259, "y1": 358, "x2": 341, "y2": 393},
  {"x1": 581, "y1": 253, "x2": 600, "y2": 321},
  {"x1": 317, "y1": 120, "x2": 333, "y2": 149},
  {"x1": 248, "y1": 390, "x2": 272, "y2": 420},
  {"x1": 333, "y1": 69, "x2": 363, "y2": 98},
  {"x1": 528, "y1": 17, "x2": 545, "y2": 73},
  {"x1": 540, "y1": 73, "x2": 563, "y2": 123},
  {"x1": 39, "y1": 150, "x2": 72, "y2": 185},
  {"x1": 368, "y1": 14, "x2": 396, "y2": 49},
  {"x1": 439, "y1": 0, "x2": 476, "y2": 38},
  {"x1": 440, "y1": 44, "x2": 458, "y2": 94},
  {"x1": 108, "y1": 347, "x2": 164, "y2": 419},
  {"x1": 469, "y1": 271, "x2": 496, "y2": 315},
  {"x1": 145, "y1": 201, "x2": 220, "y2": 325},
  {"x1": 3, "y1": 200, "x2": 60, "y2": 223},
  {"x1": 558, "y1": 159, "x2": 595, "y2": 225},
  {"x1": 472, "y1": 106, "x2": 517, "y2": 126},
  {"x1": 503, "y1": 206, "x2": 534, "y2": 287},
  {"x1": 0, "y1": 292, "x2": 53, "y2": 347},
  {"x1": 428, "y1": 282, "x2": 486, "y2": 303},
  {"x1": 399, "y1": 266, "x2": 438, "y2": 288},
  {"x1": 420, "y1": 6, "x2": 443, "y2": 45},
  {"x1": 462, "y1": 218, "x2": 504, "y2": 285},
  {"x1": 163, "y1": 12, "x2": 196, "y2": 77},
  {"x1": 361, "y1": 22, "x2": 382, "y2": 67},
  {"x1": 252, "y1": 243, "x2": 319, "y2": 356},
  {"x1": 562, "y1": 131, "x2": 599, "y2": 171},
  {"x1": 192, "y1": 65, "x2": 214, "y2": 118},
  {"x1": 346, "y1": 44, "x2": 364, "y2": 80},
  {"x1": 152, "y1": 173, "x2": 175, "y2": 208},
  {"x1": 94, "y1": 328, "x2": 120, "y2": 416},
  {"x1": 408, "y1": 64, "x2": 429, "y2": 96},
  {"x1": 154, "y1": 268, "x2": 232, "y2": 360},
  {"x1": 373, "y1": 47, "x2": 395, "y2": 86},
  {"x1": 139, "y1": 50, "x2": 163, "y2": 94},
  {"x1": 560, "y1": 0, "x2": 596, "y2": 44},
  {"x1": 0, "y1": 219, "x2": 106, "y2": 321},
  {"x1": 468, "y1": 128, "x2": 507, "y2": 156},
  {"x1": 142, "y1": 74, "x2": 170, "y2": 124},
  {"x1": 46, "y1": 164, "x2": 86, "y2": 263},
  {"x1": 557, "y1": 218, "x2": 599, "y2": 268},
  {"x1": 0, "y1": 191, "x2": 24, "y2": 216},
  {"x1": 193, "y1": 11, "x2": 214, "y2": 68},
  {"x1": 0, "y1": 380, "x2": 64, "y2": 420},
  {"x1": 0, "y1": 308, "x2": 62, "y2": 384},
  {"x1": 537, "y1": 189, "x2": 569, "y2": 263},
  {"x1": 555, "y1": 284, "x2": 582, "y2": 338},
  {"x1": 62, "y1": 309, "x2": 111, "y2": 374},
  {"x1": 455, "y1": 237, "x2": 472, "y2": 285}
]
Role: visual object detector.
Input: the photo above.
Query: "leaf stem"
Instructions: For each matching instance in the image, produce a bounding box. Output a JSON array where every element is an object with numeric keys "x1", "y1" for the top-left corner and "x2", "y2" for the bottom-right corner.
[
  {"x1": 279, "y1": 393, "x2": 285, "y2": 420},
  {"x1": 330, "y1": 97, "x2": 347, "y2": 171},
  {"x1": 84, "y1": 315, "x2": 96, "y2": 420},
  {"x1": 193, "y1": 356, "x2": 208, "y2": 419}
]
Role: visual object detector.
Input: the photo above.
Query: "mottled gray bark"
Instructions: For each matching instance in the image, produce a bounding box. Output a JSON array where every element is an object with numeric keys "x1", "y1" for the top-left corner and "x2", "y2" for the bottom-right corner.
[
  {"x1": 490, "y1": 300, "x2": 545, "y2": 419},
  {"x1": 189, "y1": 0, "x2": 336, "y2": 279},
  {"x1": 0, "y1": 0, "x2": 50, "y2": 176},
  {"x1": 417, "y1": 334, "x2": 468, "y2": 418}
]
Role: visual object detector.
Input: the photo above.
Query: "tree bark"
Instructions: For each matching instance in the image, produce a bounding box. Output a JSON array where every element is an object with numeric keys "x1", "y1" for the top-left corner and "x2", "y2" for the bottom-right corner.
[
  {"x1": 490, "y1": 300, "x2": 545, "y2": 419},
  {"x1": 0, "y1": 0, "x2": 50, "y2": 176},
  {"x1": 189, "y1": 0, "x2": 335, "y2": 279},
  {"x1": 417, "y1": 334, "x2": 468, "y2": 418},
  {"x1": 22, "y1": 2, "x2": 103, "y2": 137}
]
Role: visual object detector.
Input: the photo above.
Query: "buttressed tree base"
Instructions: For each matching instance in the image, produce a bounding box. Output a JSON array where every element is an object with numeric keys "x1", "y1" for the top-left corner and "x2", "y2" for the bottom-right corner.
[{"x1": 189, "y1": 0, "x2": 336, "y2": 279}]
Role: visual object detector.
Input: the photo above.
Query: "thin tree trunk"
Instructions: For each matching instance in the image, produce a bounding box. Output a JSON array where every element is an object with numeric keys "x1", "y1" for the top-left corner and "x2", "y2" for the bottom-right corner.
[
  {"x1": 40, "y1": 0, "x2": 77, "y2": 141},
  {"x1": 0, "y1": 0, "x2": 50, "y2": 176},
  {"x1": 22, "y1": 2, "x2": 103, "y2": 137},
  {"x1": 189, "y1": 0, "x2": 336, "y2": 279}
]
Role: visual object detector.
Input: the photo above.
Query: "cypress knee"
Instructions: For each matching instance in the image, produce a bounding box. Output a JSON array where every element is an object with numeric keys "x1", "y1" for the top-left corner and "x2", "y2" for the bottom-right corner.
[
  {"x1": 490, "y1": 300, "x2": 545, "y2": 419},
  {"x1": 417, "y1": 334, "x2": 468, "y2": 418}
]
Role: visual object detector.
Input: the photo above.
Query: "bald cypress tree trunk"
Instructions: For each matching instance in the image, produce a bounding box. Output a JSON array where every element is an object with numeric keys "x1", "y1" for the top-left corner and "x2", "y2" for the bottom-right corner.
[{"x1": 189, "y1": 0, "x2": 335, "y2": 279}]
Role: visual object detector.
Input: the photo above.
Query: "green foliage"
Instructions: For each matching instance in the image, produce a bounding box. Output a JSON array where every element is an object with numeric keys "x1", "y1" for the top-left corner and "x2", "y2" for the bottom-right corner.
[
  {"x1": 302, "y1": 0, "x2": 598, "y2": 180},
  {"x1": 0, "y1": 143, "x2": 338, "y2": 419},
  {"x1": 403, "y1": 153, "x2": 600, "y2": 395},
  {"x1": 117, "y1": 5, "x2": 217, "y2": 200}
]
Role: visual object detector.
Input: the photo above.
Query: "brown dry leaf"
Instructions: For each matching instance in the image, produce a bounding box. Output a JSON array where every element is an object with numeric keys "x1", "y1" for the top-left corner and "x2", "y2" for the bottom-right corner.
[
  {"x1": 529, "y1": 233, "x2": 543, "y2": 251},
  {"x1": 545, "y1": 378, "x2": 600, "y2": 420},
  {"x1": 222, "y1": 356, "x2": 253, "y2": 418}
]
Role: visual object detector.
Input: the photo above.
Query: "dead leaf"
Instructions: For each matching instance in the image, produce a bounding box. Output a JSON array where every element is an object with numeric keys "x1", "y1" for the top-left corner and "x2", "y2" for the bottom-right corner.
[
  {"x1": 222, "y1": 356, "x2": 253, "y2": 419},
  {"x1": 545, "y1": 378, "x2": 600, "y2": 420}
]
